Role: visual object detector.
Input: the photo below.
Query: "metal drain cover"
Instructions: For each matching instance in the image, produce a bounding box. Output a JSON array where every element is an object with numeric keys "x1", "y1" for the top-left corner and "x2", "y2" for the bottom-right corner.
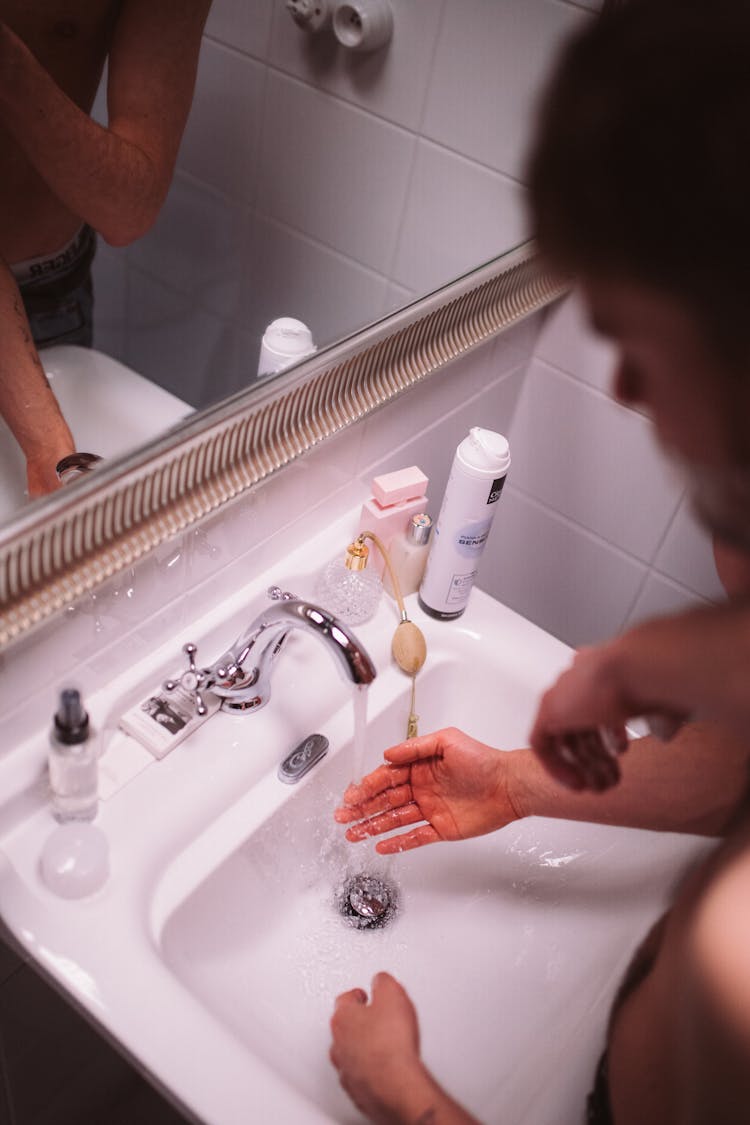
[{"x1": 338, "y1": 874, "x2": 398, "y2": 929}]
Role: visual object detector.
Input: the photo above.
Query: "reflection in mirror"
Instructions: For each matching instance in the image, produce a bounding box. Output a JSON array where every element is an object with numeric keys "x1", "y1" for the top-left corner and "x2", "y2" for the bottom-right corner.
[
  {"x1": 104, "y1": 0, "x2": 595, "y2": 407},
  {"x1": 2, "y1": 0, "x2": 600, "y2": 529}
]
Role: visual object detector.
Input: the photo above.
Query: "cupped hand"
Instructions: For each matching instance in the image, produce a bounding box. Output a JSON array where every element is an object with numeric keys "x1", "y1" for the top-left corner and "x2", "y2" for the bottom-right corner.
[
  {"x1": 330, "y1": 973, "x2": 424, "y2": 1124},
  {"x1": 334, "y1": 726, "x2": 521, "y2": 853}
]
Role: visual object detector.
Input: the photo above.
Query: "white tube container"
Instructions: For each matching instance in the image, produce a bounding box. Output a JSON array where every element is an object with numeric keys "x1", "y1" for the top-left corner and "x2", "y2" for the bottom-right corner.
[
  {"x1": 257, "y1": 317, "x2": 316, "y2": 378},
  {"x1": 418, "y1": 428, "x2": 510, "y2": 620}
]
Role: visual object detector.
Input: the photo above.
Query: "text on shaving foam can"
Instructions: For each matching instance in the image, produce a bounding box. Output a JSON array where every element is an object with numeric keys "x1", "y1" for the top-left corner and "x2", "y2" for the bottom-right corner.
[{"x1": 417, "y1": 427, "x2": 510, "y2": 620}]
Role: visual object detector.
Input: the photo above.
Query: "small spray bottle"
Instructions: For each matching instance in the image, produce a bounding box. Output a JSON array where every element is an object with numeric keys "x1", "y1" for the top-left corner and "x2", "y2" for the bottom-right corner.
[{"x1": 48, "y1": 688, "x2": 98, "y2": 822}]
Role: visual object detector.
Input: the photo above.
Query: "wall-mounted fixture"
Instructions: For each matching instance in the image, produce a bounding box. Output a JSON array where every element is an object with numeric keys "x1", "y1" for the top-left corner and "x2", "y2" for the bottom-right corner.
[
  {"x1": 332, "y1": 0, "x2": 393, "y2": 51},
  {"x1": 287, "y1": 0, "x2": 393, "y2": 52},
  {"x1": 286, "y1": 0, "x2": 331, "y2": 33}
]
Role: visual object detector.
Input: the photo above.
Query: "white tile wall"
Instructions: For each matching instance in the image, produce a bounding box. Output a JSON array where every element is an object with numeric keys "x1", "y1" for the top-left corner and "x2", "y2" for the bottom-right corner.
[
  {"x1": 532, "y1": 290, "x2": 617, "y2": 396},
  {"x1": 128, "y1": 174, "x2": 247, "y2": 320},
  {"x1": 91, "y1": 244, "x2": 127, "y2": 360},
  {"x1": 653, "y1": 497, "x2": 725, "y2": 602},
  {"x1": 627, "y1": 572, "x2": 711, "y2": 629},
  {"x1": 92, "y1": 0, "x2": 596, "y2": 408},
  {"x1": 509, "y1": 358, "x2": 682, "y2": 560},
  {"x1": 240, "y1": 215, "x2": 391, "y2": 359},
  {"x1": 177, "y1": 39, "x2": 265, "y2": 205},
  {"x1": 205, "y1": 0, "x2": 274, "y2": 57},
  {"x1": 421, "y1": 0, "x2": 589, "y2": 181},
  {"x1": 391, "y1": 141, "x2": 527, "y2": 294},
  {"x1": 125, "y1": 271, "x2": 238, "y2": 406},
  {"x1": 256, "y1": 71, "x2": 415, "y2": 274},
  {"x1": 493, "y1": 293, "x2": 724, "y2": 646},
  {"x1": 488, "y1": 488, "x2": 648, "y2": 647}
]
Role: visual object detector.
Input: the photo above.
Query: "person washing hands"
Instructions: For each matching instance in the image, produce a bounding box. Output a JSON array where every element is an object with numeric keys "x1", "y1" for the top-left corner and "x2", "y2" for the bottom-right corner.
[
  {"x1": 330, "y1": 1, "x2": 750, "y2": 1121},
  {"x1": 0, "y1": 1, "x2": 211, "y2": 495}
]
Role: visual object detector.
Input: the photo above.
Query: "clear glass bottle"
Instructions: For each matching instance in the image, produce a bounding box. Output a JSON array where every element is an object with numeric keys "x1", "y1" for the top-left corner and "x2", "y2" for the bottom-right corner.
[
  {"x1": 48, "y1": 688, "x2": 98, "y2": 822},
  {"x1": 315, "y1": 539, "x2": 382, "y2": 624}
]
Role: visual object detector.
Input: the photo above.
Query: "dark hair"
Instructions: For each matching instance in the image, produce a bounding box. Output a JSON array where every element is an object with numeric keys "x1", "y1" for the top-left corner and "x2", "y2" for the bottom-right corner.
[{"x1": 526, "y1": 0, "x2": 750, "y2": 367}]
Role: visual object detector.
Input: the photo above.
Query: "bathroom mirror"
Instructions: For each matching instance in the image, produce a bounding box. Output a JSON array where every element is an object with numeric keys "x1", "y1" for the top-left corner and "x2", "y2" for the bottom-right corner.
[{"x1": 0, "y1": 1, "x2": 595, "y2": 551}]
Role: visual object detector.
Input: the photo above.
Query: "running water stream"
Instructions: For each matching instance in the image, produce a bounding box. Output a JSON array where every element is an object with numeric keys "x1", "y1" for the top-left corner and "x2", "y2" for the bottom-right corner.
[
  {"x1": 350, "y1": 682, "x2": 369, "y2": 785},
  {"x1": 344, "y1": 682, "x2": 397, "y2": 896}
]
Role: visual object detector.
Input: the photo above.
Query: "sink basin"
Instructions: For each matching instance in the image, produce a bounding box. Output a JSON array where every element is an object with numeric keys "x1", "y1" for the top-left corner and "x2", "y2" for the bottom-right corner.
[
  {"x1": 154, "y1": 595, "x2": 709, "y2": 1125},
  {"x1": 0, "y1": 502, "x2": 712, "y2": 1125}
]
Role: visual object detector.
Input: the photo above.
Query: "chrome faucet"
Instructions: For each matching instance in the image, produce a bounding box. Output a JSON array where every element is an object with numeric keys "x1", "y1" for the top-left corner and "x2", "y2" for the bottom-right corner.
[{"x1": 165, "y1": 589, "x2": 376, "y2": 716}]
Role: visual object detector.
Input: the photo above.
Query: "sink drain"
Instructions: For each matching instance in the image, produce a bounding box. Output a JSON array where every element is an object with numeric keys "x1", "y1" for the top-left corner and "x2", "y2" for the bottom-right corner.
[{"x1": 338, "y1": 873, "x2": 398, "y2": 930}]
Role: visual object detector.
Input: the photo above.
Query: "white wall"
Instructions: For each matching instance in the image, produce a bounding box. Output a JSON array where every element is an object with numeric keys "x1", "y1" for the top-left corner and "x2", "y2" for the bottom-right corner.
[
  {"x1": 483, "y1": 294, "x2": 723, "y2": 647},
  {"x1": 92, "y1": 0, "x2": 595, "y2": 407}
]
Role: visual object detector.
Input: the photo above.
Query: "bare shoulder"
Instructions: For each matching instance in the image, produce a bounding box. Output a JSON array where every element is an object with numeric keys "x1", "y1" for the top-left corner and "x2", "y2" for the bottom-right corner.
[
  {"x1": 690, "y1": 828, "x2": 750, "y2": 1040},
  {"x1": 668, "y1": 828, "x2": 750, "y2": 1123}
]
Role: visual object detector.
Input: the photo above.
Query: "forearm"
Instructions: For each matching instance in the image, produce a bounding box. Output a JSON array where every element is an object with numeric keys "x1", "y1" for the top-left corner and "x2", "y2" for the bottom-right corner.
[
  {"x1": 510, "y1": 720, "x2": 750, "y2": 837},
  {"x1": 0, "y1": 1, "x2": 209, "y2": 247},
  {"x1": 383, "y1": 1062, "x2": 481, "y2": 1125},
  {"x1": 0, "y1": 259, "x2": 74, "y2": 490},
  {"x1": 0, "y1": 24, "x2": 163, "y2": 245}
]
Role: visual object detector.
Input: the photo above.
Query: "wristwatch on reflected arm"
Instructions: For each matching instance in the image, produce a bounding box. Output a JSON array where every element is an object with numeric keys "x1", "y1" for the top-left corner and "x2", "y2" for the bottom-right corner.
[{"x1": 55, "y1": 452, "x2": 103, "y2": 485}]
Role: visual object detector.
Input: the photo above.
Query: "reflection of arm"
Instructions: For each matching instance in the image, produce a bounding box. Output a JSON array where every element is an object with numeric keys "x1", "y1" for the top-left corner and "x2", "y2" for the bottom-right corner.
[
  {"x1": 0, "y1": 259, "x2": 75, "y2": 495},
  {"x1": 512, "y1": 719, "x2": 750, "y2": 837},
  {"x1": 0, "y1": 0, "x2": 211, "y2": 246}
]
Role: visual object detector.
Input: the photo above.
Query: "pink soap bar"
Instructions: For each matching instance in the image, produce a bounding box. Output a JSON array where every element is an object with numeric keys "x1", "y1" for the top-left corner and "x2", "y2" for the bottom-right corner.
[{"x1": 371, "y1": 466, "x2": 428, "y2": 507}]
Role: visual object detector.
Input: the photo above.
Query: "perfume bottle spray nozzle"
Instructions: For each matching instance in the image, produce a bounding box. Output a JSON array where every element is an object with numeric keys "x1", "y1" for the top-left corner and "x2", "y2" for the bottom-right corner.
[{"x1": 54, "y1": 688, "x2": 90, "y2": 745}]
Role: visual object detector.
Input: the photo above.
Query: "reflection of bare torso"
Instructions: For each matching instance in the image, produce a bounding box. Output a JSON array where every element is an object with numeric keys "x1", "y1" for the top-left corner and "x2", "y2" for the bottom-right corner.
[
  {"x1": 0, "y1": 0, "x2": 119, "y2": 263},
  {"x1": 608, "y1": 815, "x2": 750, "y2": 1122}
]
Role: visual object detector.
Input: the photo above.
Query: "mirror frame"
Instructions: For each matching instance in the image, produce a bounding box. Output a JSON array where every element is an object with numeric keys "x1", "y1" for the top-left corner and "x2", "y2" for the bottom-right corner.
[{"x1": 0, "y1": 242, "x2": 565, "y2": 648}]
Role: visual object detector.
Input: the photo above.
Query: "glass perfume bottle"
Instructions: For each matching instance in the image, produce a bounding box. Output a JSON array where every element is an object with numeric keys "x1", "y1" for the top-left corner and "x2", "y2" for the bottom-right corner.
[{"x1": 316, "y1": 538, "x2": 382, "y2": 624}]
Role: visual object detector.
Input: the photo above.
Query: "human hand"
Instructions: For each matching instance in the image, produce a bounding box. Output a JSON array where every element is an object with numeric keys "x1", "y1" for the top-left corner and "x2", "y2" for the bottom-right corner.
[
  {"x1": 529, "y1": 642, "x2": 685, "y2": 792},
  {"x1": 334, "y1": 727, "x2": 521, "y2": 853},
  {"x1": 330, "y1": 973, "x2": 426, "y2": 1125}
]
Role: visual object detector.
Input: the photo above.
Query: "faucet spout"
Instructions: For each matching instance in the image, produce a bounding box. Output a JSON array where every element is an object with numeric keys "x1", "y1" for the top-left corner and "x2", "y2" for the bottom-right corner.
[
  {"x1": 270, "y1": 600, "x2": 376, "y2": 685},
  {"x1": 209, "y1": 598, "x2": 376, "y2": 712}
]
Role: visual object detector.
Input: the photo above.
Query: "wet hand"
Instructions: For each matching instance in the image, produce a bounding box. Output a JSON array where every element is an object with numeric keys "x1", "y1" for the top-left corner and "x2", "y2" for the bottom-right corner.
[
  {"x1": 334, "y1": 727, "x2": 521, "y2": 853},
  {"x1": 330, "y1": 973, "x2": 425, "y2": 1124}
]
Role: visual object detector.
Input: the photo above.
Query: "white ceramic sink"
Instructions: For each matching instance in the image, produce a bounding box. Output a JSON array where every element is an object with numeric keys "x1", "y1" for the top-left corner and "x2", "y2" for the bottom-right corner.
[
  {"x1": 0, "y1": 345, "x2": 191, "y2": 524},
  {"x1": 0, "y1": 511, "x2": 712, "y2": 1125},
  {"x1": 151, "y1": 593, "x2": 708, "y2": 1125}
]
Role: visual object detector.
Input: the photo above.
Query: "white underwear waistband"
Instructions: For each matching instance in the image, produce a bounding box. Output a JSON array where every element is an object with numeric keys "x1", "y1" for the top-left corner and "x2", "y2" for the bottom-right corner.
[{"x1": 11, "y1": 226, "x2": 90, "y2": 286}]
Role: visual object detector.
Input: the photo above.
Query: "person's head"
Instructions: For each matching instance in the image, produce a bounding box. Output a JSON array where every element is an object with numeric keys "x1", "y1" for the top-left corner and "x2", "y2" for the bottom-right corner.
[{"x1": 526, "y1": 0, "x2": 750, "y2": 541}]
